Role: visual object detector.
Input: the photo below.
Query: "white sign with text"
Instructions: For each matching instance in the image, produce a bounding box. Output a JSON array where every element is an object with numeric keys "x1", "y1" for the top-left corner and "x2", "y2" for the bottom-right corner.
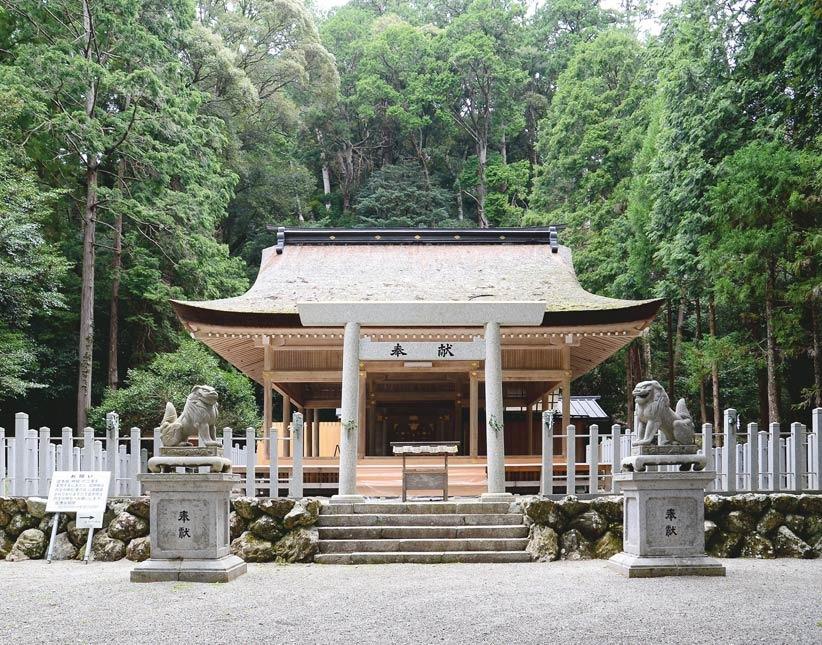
[
  {"x1": 46, "y1": 471, "x2": 111, "y2": 529},
  {"x1": 360, "y1": 337, "x2": 484, "y2": 361}
]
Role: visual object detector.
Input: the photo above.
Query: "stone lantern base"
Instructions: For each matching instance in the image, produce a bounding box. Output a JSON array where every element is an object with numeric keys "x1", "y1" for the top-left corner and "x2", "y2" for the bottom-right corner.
[{"x1": 131, "y1": 472, "x2": 247, "y2": 583}]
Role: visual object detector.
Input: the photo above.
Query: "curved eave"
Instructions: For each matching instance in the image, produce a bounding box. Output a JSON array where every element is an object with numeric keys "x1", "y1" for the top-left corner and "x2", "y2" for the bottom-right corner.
[{"x1": 171, "y1": 298, "x2": 664, "y2": 331}]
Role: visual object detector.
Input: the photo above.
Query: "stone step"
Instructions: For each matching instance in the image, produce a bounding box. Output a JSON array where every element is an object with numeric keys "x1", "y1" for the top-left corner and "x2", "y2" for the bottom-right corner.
[
  {"x1": 317, "y1": 525, "x2": 529, "y2": 540},
  {"x1": 321, "y1": 502, "x2": 513, "y2": 515},
  {"x1": 316, "y1": 513, "x2": 523, "y2": 527},
  {"x1": 318, "y1": 537, "x2": 529, "y2": 553},
  {"x1": 314, "y1": 551, "x2": 533, "y2": 564}
]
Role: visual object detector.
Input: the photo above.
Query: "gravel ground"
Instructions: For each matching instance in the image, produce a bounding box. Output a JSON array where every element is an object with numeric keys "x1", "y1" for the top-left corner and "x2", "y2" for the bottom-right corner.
[{"x1": 0, "y1": 559, "x2": 820, "y2": 644}]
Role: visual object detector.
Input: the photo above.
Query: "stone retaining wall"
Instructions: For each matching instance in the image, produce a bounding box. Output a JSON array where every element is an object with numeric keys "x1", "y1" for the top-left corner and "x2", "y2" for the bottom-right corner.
[
  {"x1": 0, "y1": 496, "x2": 320, "y2": 564},
  {"x1": 523, "y1": 493, "x2": 822, "y2": 562}
]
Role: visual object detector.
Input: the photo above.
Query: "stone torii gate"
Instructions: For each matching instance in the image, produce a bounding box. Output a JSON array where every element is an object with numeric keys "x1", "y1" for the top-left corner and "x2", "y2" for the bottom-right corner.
[{"x1": 298, "y1": 302, "x2": 547, "y2": 503}]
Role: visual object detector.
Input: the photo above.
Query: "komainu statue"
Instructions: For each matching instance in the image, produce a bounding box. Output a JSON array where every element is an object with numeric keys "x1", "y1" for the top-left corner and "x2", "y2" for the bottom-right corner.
[
  {"x1": 159, "y1": 385, "x2": 221, "y2": 447},
  {"x1": 632, "y1": 380, "x2": 695, "y2": 446}
]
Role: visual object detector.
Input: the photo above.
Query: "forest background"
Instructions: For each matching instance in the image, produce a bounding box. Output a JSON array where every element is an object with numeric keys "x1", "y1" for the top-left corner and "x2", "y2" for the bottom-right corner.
[{"x1": 0, "y1": 0, "x2": 819, "y2": 435}]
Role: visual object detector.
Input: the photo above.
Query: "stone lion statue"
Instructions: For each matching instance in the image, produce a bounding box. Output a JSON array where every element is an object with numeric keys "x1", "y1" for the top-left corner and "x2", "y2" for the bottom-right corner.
[
  {"x1": 159, "y1": 385, "x2": 221, "y2": 447},
  {"x1": 632, "y1": 380, "x2": 695, "y2": 446}
]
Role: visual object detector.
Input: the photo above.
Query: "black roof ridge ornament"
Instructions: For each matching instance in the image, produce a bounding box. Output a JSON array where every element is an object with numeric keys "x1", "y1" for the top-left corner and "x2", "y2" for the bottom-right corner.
[
  {"x1": 275, "y1": 226, "x2": 285, "y2": 254},
  {"x1": 265, "y1": 226, "x2": 566, "y2": 246},
  {"x1": 549, "y1": 225, "x2": 559, "y2": 253}
]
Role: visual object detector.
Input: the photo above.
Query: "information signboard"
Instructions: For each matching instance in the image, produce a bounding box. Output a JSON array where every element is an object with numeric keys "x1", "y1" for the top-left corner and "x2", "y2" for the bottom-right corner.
[{"x1": 46, "y1": 471, "x2": 111, "y2": 529}]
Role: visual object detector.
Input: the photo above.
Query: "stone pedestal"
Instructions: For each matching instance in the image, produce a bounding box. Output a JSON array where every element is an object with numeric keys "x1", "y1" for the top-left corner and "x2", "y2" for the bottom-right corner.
[
  {"x1": 131, "y1": 473, "x2": 247, "y2": 583},
  {"x1": 607, "y1": 470, "x2": 725, "y2": 578}
]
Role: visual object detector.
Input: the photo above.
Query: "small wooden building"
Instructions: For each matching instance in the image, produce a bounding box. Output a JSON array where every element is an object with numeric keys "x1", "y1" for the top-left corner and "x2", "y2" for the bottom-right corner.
[{"x1": 172, "y1": 227, "x2": 661, "y2": 498}]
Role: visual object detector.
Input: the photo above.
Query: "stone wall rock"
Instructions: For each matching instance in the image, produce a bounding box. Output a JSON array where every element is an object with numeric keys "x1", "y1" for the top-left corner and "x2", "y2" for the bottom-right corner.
[
  {"x1": 108, "y1": 512, "x2": 149, "y2": 541},
  {"x1": 522, "y1": 492, "x2": 822, "y2": 562},
  {"x1": 25, "y1": 498, "x2": 48, "y2": 519},
  {"x1": 230, "y1": 532, "x2": 275, "y2": 562},
  {"x1": 559, "y1": 529, "x2": 593, "y2": 560},
  {"x1": 272, "y1": 527, "x2": 319, "y2": 562},
  {"x1": 283, "y1": 498, "x2": 320, "y2": 529},
  {"x1": 6, "y1": 512, "x2": 39, "y2": 538},
  {"x1": 0, "y1": 530, "x2": 14, "y2": 558},
  {"x1": 249, "y1": 515, "x2": 283, "y2": 542},
  {"x1": 258, "y1": 498, "x2": 295, "y2": 519},
  {"x1": 232, "y1": 497, "x2": 261, "y2": 521},
  {"x1": 125, "y1": 536, "x2": 151, "y2": 562},
  {"x1": 526, "y1": 525, "x2": 559, "y2": 562},
  {"x1": 50, "y1": 533, "x2": 78, "y2": 561},
  {"x1": 773, "y1": 526, "x2": 815, "y2": 559},
  {"x1": 91, "y1": 531, "x2": 126, "y2": 562},
  {"x1": 7, "y1": 528, "x2": 46, "y2": 561}
]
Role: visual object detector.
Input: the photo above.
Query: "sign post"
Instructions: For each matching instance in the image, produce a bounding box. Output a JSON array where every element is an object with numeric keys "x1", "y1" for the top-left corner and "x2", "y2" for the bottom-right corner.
[{"x1": 45, "y1": 471, "x2": 111, "y2": 564}]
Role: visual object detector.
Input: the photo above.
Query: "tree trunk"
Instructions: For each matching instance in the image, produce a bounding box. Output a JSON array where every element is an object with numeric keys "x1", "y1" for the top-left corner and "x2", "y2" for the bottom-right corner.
[
  {"x1": 813, "y1": 302, "x2": 821, "y2": 408},
  {"x1": 317, "y1": 130, "x2": 331, "y2": 211},
  {"x1": 476, "y1": 139, "x2": 488, "y2": 228},
  {"x1": 666, "y1": 298, "x2": 674, "y2": 398},
  {"x1": 77, "y1": 0, "x2": 96, "y2": 431},
  {"x1": 77, "y1": 164, "x2": 97, "y2": 430},
  {"x1": 500, "y1": 132, "x2": 507, "y2": 164},
  {"x1": 641, "y1": 329, "x2": 651, "y2": 380},
  {"x1": 708, "y1": 294, "x2": 720, "y2": 432},
  {"x1": 764, "y1": 257, "x2": 780, "y2": 424},
  {"x1": 107, "y1": 158, "x2": 125, "y2": 391},
  {"x1": 626, "y1": 348, "x2": 633, "y2": 426},
  {"x1": 695, "y1": 298, "x2": 706, "y2": 425},
  {"x1": 456, "y1": 178, "x2": 464, "y2": 221},
  {"x1": 672, "y1": 291, "x2": 687, "y2": 388}
]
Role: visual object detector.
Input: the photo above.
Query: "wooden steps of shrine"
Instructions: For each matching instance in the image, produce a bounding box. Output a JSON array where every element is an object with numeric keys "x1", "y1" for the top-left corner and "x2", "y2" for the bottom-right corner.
[{"x1": 314, "y1": 499, "x2": 531, "y2": 564}]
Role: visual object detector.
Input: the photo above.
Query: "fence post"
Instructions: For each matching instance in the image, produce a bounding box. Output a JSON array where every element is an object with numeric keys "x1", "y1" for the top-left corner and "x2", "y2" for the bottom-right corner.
[
  {"x1": 37, "y1": 427, "x2": 50, "y2": 496},
  {"x1": 610, "y1": 424, "x2": 620, "y2": 493},
  {"x1": 769, "y1": 422, "x2": 781, "y2": 491},
  {"x1": 540, "y1": 411, "x2": 553, "y2": 496},
  {"x1": 566, "y1": 424, "x2": 576, "y2": 495},
  {"x1": 130, "y1": 428, "x2": 141, "y2": 496},
  {"x1": 588, "y1": 424, "x2": 599, "y2": 494},
  {"x1": 25, "y1": 429, "x2": 38, "y2": 496},
  {"x1": 222, "y1": 427, "x2": 232, "y2": 461},
  {"x1": 106, "y1": 412, "x2": 119, "y2": 497},
  {"x1": 813, "y1": 408, "x2": 822, "y2": 489},
  {"x1": 0, "y1": 427, "x2": 5, "y2": 495},
  {"x1": 701, "y1": 423, "x2": 714, "y2": 490},
  {"x1": 83, "y1": 427, "x2": 94, "y2": 470},
  {"x1": 60, "y1": 427, "x2": 72, "y2": 471},
  {"x1": 269, "y1": 427, "x2": 279, "y2": 498},
  {"x1": 14, "y1": 413, "x2": 28, "y2": 496},
  {"x1": 723, "y1": 409, "x2": 737, "y2": 492},
  {"x1": 245, "y1": 427, "x2": 256, "y2": 497},
  {"x1": 152, "y1": 427, "x2": 161, "y2": 460},
  {"x1": 289, "y1": 412, "x2": 304, "y2": 499},
  {"x1": 790, "y1": 422, "x2": 805, "y2": 493},
  {"x1": 747, "y1": 422, "x2": 759, "y2": 492}
]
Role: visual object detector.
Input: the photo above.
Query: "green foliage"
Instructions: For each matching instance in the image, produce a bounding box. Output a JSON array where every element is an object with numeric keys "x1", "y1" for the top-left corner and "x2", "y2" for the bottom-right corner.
[
  {"x1": 89, "y1": 339, "x2": 259, "y2": 433},
  {"x1": 355, "y1": 162, "x2": 455, "y2": 226}
]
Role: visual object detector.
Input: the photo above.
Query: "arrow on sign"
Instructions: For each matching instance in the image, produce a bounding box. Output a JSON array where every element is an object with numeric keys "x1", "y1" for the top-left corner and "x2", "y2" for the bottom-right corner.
[{"x1": 79, "y1": 515, "x2": 95, "y2": 520}]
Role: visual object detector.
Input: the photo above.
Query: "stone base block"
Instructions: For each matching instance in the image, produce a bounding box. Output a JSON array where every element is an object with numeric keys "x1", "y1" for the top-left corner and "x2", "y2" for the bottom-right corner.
[
  {"x1": 607, "y1": 552, "x2": 725, "y2": 578},
  {"x1": 330, "y1": 494, "x2": 366, "y2": 504},
  {"x1": 480, "y1": 493, "x2": 514, "y2": 503},
  {"x1": 131, "y1": 555, "x2": 247, "y2": 583}
]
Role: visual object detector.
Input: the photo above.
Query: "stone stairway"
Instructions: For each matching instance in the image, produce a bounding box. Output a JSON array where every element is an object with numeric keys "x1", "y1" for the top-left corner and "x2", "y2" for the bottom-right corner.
[{"x1": 315, "y1": 500, "x2": 531, "y2": 564}]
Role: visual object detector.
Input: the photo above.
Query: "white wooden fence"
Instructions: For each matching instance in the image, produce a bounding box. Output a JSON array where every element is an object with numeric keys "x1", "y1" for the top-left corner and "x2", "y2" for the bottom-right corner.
[
  {"x1": 2, "y1": 408, "x2": 820, "y2": 498},
  {"x1": 539, "y1": 407, "x2": 822, "y2": 496},
  {"x1": 0, "y1": 411, "x2": 303, "y2": 499}
]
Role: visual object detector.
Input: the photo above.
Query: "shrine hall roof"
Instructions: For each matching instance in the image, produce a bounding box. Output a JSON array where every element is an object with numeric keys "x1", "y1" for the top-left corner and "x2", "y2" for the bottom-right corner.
[{"x1": 172, "y1": 227, "x2": 662, "y2": 328}]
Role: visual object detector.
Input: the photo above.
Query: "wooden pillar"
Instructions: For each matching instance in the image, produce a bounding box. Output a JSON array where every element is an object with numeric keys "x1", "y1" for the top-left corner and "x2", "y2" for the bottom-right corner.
[
  {"x1": 455, "y1": 397, "x2": 463, "y2": 454},
  {"x1": 469, "y1": 370, "x2": 479, "y2": 458},
  {"x1": 312, "y1": 409, "x2": 320, "y2": 457},
  {"x1": 262, "y1": 338, "x2": 273, "y2": 439},
  {"x1": 561, "y1": 375, "x2": 571, "y2": 456},
  {"x1": 526, "y1": 403, "x2": 533, "y2": 456},
  {"x1": 282, "y1": 395, "x2": 291, "y2": 458},
  {"x1": 304, "y1": 408, "x2": 313, "y2": 457},
  {"x1": 357, "y1": 370, "x2": 367, "y2": 458}
]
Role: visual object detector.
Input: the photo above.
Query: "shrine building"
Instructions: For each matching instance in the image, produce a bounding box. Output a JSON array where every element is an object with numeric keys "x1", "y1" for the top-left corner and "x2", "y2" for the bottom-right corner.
[{"x1": 171, "y1": 227, "x2": 662, "y2": 500}]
